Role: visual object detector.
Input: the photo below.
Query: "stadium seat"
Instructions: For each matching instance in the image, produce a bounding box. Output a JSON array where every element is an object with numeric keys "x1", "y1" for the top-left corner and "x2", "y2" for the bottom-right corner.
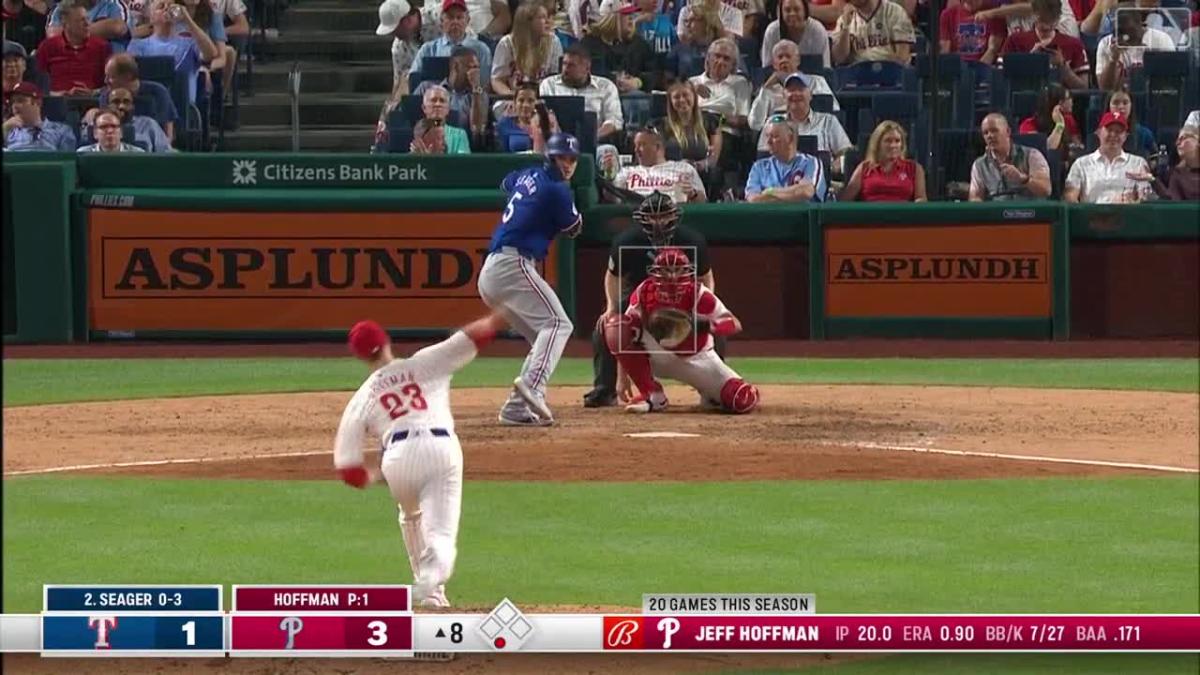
[
  {"x1": 42, "y1": 96, "x2": 68, "y2": 123},
  {"x1": 799, "y1": 54, "x2": 825, "y2": 73},
  {"x1": 135, "y1": 56, "x2": 176, "y2": 91},
  {"x1": 1000, "y1": 52, "x2": 1049, "y2": 95},
  {"x1": 797, "y1": 134, "x2": 819, "y2": 156},
  {"x1": 1137, "y1": 51, "x2": 1192, "y2": 131},
  {"x1": 540, "y1": 95, "x2": 587, "y2": 141},
  {"x1": 1011, "y1": 90, "x2": 1039, "y2": 123},
  {"x1": 812, "y1": 94, "x2": 834, "y2": 113},
  {"x1": 1013, "y1": 132, "x2": 1048, "y2": 158},
  {"x1": 650, "y1": 91, "x2": 667, "y2": 120},
  {"x1": 835, "y1": 60, "x2": 916, "y2": 90},
  {"x1": 419, "y1": 56, "x2": 450, "y2": 85}
]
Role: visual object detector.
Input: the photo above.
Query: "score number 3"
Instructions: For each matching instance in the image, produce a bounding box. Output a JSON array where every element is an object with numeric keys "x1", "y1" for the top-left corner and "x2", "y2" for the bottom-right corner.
[
  {"x1": 367, "y1": 620, "x2": 388, "y2": 646},
  {"x1": 380, "y1": 384, "x2": 428, "y2": 419}
]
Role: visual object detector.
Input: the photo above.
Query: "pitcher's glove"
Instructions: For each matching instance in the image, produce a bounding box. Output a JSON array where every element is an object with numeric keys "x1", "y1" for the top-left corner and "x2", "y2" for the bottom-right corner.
[{"x1": 645, "y1": 308, "x2": 694, "y2": 348}]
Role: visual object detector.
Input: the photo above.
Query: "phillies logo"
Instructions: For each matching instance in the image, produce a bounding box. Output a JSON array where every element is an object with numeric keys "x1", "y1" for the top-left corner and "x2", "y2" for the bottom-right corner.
[
  {"x1": 88, "y1": 616, "x2": 118, "y2": 648},
  {"x1": 627, "y1": 173, "x2": 676, "y2": 189},
  {"x1": 603, "y1": 617, "x2": 643, "y2": 649},
  {"x1": 658, "y1": 617, "x2": 681, "y2": 649},
  {"x1": 786, "y1": 170, "x2": 808, "y2": 186},
  {"x1": 279, "y1": 616, "x2": 304, "y2": 649}
]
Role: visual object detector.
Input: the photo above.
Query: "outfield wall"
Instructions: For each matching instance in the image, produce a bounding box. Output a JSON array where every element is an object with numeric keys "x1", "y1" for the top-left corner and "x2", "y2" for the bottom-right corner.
[{"x1": 3, "y1": 155, "x2": 1198, "y2": 344}]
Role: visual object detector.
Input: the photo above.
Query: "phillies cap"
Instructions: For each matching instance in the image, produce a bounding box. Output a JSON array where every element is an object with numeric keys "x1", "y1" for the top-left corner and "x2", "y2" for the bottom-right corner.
[
  {"x1": 1099, "y1": 111, "x2": 1129, "y2": 130},
  {"x1": 442, "y1": 0, "x2": 467, "y2": 11},
  {"x1": 784, "y1": 72, "x2": 811, "y2": 89},
  {"x1": 8, "y1": 81, "x2": 41, "y2": 100},
  {"x1": 617, "y1": 2, "x2": 639, "y2": 14},
  {"x1": 348, "y1": 320, "x2": 390, "y2": 359},
  {"x1": 376, "y1": 0, "x2": 412, "y2": 36}
]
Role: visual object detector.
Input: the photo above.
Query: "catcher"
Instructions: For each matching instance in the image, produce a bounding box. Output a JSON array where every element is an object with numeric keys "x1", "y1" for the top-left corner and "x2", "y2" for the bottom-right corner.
[{"x1": 603, "y1": 247, "x2": 760, "y2": 414}]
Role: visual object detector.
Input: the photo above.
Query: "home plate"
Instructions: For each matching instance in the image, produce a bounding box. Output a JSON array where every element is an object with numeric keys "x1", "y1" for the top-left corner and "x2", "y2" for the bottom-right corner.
[{"x1": 624, "y1": 432, "x2": 700, "y2": 438}]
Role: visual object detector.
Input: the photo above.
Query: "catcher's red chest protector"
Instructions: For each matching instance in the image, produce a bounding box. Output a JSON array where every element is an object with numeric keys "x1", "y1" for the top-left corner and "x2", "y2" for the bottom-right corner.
[{"x1": 630, "y1": 279, "x2": 718, "y2": 356}]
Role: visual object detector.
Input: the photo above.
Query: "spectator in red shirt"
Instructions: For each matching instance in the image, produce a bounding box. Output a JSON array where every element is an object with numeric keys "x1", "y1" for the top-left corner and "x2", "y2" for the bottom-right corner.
[
  {"x1": 1001, "y1": 0, "x2": 1089, "y2": 89},
  {"x1": 939, "y1": 0, "x2": 1006, "y2": 63},
  {"x1": 1018, "y1": 82, "x2": 1081, "y2": 151},
  {"x1": 35, "y1": 0, "x2": 110, "y2": 95},
  {"x1": 841, "y1": 120, "x2": 927, "y2": 201}
]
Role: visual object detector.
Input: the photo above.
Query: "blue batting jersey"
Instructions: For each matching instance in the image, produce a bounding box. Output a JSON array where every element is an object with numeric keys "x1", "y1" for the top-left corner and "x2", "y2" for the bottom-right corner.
[{"x1": 489, "y1": 166, "x2": 581, "y2": 261}]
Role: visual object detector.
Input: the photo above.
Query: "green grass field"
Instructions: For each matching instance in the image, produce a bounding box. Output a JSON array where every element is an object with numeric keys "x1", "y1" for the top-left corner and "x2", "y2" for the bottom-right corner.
[{"x1": 3, "y1": 356, "x2": 1198, "y2": 673}]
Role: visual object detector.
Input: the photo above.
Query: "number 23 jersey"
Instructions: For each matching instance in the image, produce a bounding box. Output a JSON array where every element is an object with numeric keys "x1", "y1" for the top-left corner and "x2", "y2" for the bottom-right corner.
[{"x1": 332, "y1": 332, "x2": 478, "y2": 469}]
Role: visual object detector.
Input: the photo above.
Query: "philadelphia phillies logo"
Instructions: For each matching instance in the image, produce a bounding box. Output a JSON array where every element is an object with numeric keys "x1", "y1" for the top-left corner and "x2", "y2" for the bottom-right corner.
[
  {"x1": 88, "y1": 616, "x2": 118, "y2": 648},
  {"x1": 657, "y1": 617, "x2": 680, "y2": 649},
  {"x1": 606, "y1": 619, "x2": 640, "y2": 647},
  {"x1": 279, "y1": 616, "x2": 304, "y2": 649}
]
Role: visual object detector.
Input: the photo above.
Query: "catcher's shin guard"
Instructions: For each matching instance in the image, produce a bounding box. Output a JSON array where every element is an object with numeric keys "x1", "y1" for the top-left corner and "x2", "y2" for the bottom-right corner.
[{"x1": 719, "y1": 378, "x2": 760, "y2": 414}]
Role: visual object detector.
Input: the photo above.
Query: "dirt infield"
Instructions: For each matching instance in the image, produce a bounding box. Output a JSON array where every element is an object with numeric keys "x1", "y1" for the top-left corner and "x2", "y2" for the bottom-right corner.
[
  {"x1": 5, "y1": 385, "x2": 1197, "y2": 479},
  {"x1": 4, "y1": 381, "x2": 1197, "y2": 674}
]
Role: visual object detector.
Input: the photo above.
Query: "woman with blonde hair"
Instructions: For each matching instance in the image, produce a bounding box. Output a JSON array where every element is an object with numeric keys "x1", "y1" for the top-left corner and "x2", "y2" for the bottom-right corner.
[
  {"x1": 841, "y1": 120, "x2": 927, "y2": 202},
  {"x1": 491, "y1": 0, "x2": 563, "y2": 96},
  {"x1": 653, "y1": 80, "x2": 722, "y2": 175},
  {"x1": 581, "y1": 5, "x2": 655, "y2": 92}
]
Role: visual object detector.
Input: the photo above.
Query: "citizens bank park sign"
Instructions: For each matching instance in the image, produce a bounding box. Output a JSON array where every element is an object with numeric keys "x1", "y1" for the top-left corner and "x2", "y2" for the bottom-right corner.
[{"x1": 228, "y1": 159, "x2": 429, "y2": 186}]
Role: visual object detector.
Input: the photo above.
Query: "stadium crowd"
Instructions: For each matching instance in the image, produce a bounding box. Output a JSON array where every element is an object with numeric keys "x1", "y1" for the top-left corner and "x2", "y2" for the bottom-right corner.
[{"x1": 3, "y1": 0, "x2": 1198, "y2": 202}]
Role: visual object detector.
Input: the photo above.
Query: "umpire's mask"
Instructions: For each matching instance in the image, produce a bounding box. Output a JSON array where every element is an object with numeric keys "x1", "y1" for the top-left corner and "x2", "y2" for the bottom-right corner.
[{"x1": 632, "y1": 191, "x2": 679, "y2": 248}]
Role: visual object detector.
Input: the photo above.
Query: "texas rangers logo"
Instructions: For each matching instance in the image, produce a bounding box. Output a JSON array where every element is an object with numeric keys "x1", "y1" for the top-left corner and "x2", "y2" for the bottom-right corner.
[
  {"x1": 279, "y1": 616, "x2": 304, "y2": 649},
  {"x1": 88, "y1": 616, "x2": 118, "y2": 649},
  {"x1": 604, "y1": 617, "x2": 643, "y2": 649}
]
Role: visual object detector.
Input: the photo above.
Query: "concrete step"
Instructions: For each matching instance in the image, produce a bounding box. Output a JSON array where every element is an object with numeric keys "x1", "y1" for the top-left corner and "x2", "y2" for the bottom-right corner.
[
  {"x1": 280, "y1": 5, "x2": 379, "y2": 32},
  {"x1": 249, "y1": 61, "x2": 392, "y2": 94},
  {"x1": 258, "y1": 32, "x2": 385, "y2": 62},
  {"x1": 222, "y1": 125, "x2": 374, "y2": 152},
  {"x1": 237, "y1": 92, "x2": 384, "y2": 126}
]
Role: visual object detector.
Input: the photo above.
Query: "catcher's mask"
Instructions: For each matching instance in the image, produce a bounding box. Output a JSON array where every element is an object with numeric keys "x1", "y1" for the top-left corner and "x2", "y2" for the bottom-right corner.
[
  {"x1": 648, "y1": 247, "x2": 696, "y2": 304},
  {"x1": 633, "y1": 190, "x2": 679, "y2": 248}
]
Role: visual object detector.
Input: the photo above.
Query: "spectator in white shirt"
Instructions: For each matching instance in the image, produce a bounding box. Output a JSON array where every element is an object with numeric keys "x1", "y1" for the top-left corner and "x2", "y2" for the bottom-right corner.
[
  {"x1": 1096, "y1": 9, "x2": 1175, "y2": 90},
  {"x1": 760, "y1": 0, "x2": 832, "y2": 68},
  {"x1": 1064, "y1": 111, "x2": 1154, "y2": 203},
  {"x1": 614, "y1": 126, "x2": 708, "y2": 202},
  {"x1": 1186, "y1": 110, "x2": 1200, "y2": 129},
  {"x1": 688, "y1": 37, "x2": 751, "y2": 128},
  {"x1": 410, "y1": 0, "x2": 493, "y2": 80},
  {"x1": 755, "y1": 72, "x2": 852, "y2": 162},
  {"x1": 491, "y1": 1, "x2": 562, "y2": 95},
  {"x1": 539, "y1": 43, "x2": 624, "y2": 142},
  {"x1": 424, "y1": 0, "x2": 511, "y2": 40},
  {"x1": 677, "y1": 0, "x2": 746, "y2": 39},
  {"x1": 750, "y1": 39, "x2": 839, "y2": 132},
  {"x1": 378, "y1": 0, "x2": 422, "y2": 96}
]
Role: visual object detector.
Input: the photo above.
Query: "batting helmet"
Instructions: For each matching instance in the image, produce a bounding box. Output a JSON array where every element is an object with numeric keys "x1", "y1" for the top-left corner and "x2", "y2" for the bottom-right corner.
[
  {"x1": 545, "y1": 132, "x2": 581, "y2": 158},
  {"x1": 633, "y1": 191, "x2": 679, "y2": 248}
]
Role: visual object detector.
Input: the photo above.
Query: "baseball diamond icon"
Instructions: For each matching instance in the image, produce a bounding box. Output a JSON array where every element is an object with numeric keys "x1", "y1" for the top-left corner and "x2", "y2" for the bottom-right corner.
[{"x1": 477, "y1": 598, "x2": 533, "y2": 650}]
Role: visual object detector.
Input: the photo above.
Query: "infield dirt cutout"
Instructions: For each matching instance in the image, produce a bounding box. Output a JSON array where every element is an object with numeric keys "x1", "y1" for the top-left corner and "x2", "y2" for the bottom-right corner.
[{"x1": 3, "y1": 384, "x2": 1197, "y2": 674}]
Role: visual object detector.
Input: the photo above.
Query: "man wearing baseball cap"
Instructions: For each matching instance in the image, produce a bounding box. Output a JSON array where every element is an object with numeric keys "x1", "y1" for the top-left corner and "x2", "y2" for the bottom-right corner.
[
  {"x1": 3, "y1": 82, "x2": 77, "y2": 152},
  {"x1": 1065, "y1": 111, "x2": 1155, "y2": 203},
  {"x1": 755, "y1": 71, "x2": 851, "y2": 162},
  {"x1": 377, "y1": 0, "x2": 421, "y2": 95},
  {"x1": 3, "y1": 41, "x2": 29, "y2": 119},
  {"x1": 409, "y1": 0, "x2": 492, "y2": 85}
]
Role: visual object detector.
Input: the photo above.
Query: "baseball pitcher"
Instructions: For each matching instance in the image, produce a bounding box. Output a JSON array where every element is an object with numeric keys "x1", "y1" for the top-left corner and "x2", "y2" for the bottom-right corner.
[
  {"x1": 333, "y1": 313, "x2": 506, "y2": 608},
  {"x1": 603, "y1": 247, "x2": 760, "y2": 414},
  {"x1": 477, "y1": 131, "x2": 583, "y2": 426}
]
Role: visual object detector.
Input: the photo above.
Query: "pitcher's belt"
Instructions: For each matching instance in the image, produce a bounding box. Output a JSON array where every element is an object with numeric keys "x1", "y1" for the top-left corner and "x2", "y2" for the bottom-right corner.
[{"x1": 391, "y1": 428, "x2": 450, "y2": 443}]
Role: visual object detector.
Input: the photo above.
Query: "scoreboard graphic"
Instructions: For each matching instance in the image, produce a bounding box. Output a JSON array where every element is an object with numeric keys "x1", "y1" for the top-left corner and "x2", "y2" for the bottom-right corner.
[{"x1": 9, "y1": 585, "x2": 1199, "y2": 657}]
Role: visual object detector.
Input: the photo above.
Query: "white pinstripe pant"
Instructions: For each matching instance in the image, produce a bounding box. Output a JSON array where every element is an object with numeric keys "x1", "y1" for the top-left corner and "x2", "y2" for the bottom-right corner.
[
  {"x1": 477, "y1": 249, "x2": 573, "y2": 414},
  {"x1": 381, "y1": 432, "x2": 463, "y2": 596}
]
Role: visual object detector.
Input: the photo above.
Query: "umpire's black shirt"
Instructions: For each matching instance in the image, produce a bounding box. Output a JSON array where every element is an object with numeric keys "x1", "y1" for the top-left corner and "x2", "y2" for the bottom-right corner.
[{"x1": 606, "y1": 224, "x2": 711, "y2": 304}]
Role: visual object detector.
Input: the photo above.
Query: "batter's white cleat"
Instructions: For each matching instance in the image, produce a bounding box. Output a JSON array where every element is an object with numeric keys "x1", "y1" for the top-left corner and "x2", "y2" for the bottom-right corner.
[
  {"x1": 625, "y1": 391, "x2": 668, "y2": 413},
  {"x1": 512, "y1": 377, "x2": 554, "y2": 422},
  {"x1": 498, "y1": 410, "x2": 553, "y2": 426}
]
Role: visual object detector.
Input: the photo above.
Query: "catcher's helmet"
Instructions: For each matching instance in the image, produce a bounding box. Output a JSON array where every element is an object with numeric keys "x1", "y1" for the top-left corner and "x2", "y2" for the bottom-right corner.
[
  {"x1": 545, "y1": 132, "x2": 581, "y2": 158},
  {"x1": 649, "y1": 247, "x2": 696, "y2": 280},
  {"x1": 633, "y1": 190, "x2": 679, "y2": 247}
]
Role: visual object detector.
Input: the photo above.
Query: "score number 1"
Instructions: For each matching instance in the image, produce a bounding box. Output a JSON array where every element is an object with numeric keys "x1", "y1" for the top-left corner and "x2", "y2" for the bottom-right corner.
[{"x1": 182, "y1": 620, "x2": 195, "y2": 646}]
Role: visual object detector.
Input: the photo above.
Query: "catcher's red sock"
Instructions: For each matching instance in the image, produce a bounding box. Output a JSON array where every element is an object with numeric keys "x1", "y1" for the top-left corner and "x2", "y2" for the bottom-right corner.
[{"x1": 614, "y1": 351, "x2": 661, "y2": 398}]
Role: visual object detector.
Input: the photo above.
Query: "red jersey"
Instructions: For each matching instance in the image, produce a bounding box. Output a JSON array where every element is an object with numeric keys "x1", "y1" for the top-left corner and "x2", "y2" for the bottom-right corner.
[
  {"x1": 1000, "y1": 30, "x2": 1089, "y2": 76},
  {"x1": 938, "y1": 4, "x2": 1006, "y2": 61},
  {"x1": 626, "y1": 278, "x2": 734, "y2": 356},
  {"x1": 35, "y1": 34, "x2": 110, "y2": 93},
  {"x1": 1019, "y1": 112, "x2": 1080, "y2": 142},
  {"x1": 860, "y1": 158, "x2": 919, "y2": 202}
]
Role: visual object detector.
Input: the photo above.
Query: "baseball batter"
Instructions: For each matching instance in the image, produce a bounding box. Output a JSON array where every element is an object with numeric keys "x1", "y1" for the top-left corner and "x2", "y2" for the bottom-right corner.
[
  {"x1": 477, "y1": 132, "x2": 583, "y2": 426},
  {"x1": 604, "y1": 247, "x2": 760, "y2": 414},
  {"x1": 333, "y1": 314, "x2": 506, "y2": 608}
]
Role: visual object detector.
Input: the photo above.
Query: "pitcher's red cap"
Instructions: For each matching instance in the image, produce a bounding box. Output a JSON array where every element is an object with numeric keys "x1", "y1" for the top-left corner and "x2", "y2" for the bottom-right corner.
[{"x1": 348, "y1": 320, "x2": 389, "y2": 359}]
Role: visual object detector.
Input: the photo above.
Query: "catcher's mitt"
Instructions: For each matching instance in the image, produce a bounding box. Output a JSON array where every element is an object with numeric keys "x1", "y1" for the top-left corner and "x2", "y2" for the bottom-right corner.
[{"x1": 645, "y1": 308, "x2": 693, "y2": 348}]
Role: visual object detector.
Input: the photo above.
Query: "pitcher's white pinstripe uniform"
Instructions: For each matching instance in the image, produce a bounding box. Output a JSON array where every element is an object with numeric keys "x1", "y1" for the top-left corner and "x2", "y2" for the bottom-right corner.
[{"x1": 333, "y1": 331, "x2": 481, "y2": 607}]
